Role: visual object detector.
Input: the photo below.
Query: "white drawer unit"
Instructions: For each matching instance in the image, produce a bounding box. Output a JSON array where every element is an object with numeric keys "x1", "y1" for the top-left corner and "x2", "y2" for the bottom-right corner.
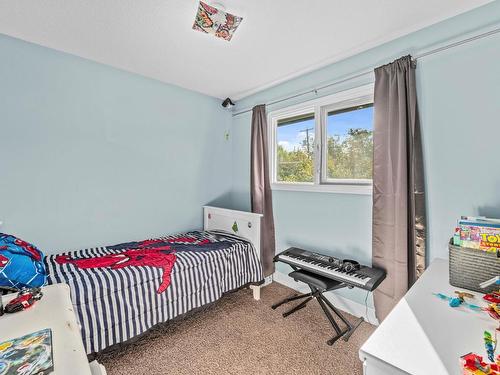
[
  {"x1": 359, "y1": 258, "x2": 497, "y2": 375},
  {"x1": 0, "y1": 284, "x2": 105, "y2": 374}
]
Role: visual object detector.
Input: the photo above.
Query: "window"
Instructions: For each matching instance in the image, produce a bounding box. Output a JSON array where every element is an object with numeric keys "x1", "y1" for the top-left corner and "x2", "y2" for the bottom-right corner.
[
  {"x1": 269, "y1": 84, "x2": 374, "y2": 194},
  {"x1": 323, "y1": 103, "x2": 373, "y2": 182},
  {"x1": 276, "y1": 112, "x2": 315, "y2": 183}
]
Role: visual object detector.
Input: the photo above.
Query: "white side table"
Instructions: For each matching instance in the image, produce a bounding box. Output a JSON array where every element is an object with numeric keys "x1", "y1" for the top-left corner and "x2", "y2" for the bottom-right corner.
[{"x1": 0, "y1": 284, "x2": 101, "y2": 374}]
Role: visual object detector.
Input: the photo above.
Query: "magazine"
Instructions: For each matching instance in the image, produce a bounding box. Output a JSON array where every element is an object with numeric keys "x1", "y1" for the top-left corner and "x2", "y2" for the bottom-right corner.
[
  {"x1": 0, "y1": 328, "x2": 53, "y2": 375},
  {"x1": 458, "y1": 216, "x2": 500, "y2": 252}
]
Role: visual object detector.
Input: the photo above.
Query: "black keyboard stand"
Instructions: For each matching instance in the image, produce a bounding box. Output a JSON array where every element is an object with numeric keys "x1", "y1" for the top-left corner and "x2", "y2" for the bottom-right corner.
[{"x1": 271, "y1": 269, "x2": 364, "y2": 345}]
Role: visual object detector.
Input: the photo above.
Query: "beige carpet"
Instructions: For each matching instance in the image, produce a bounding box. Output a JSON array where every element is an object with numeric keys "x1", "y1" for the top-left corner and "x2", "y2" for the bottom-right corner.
[{"x1": 98, "y1": 283, "x2": 376, "y2": 375}]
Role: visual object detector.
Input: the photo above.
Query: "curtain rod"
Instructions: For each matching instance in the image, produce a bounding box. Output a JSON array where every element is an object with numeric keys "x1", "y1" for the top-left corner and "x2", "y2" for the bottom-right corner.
[{"x1": 232, "y1": 25, "x2": 500, "y2": 117}]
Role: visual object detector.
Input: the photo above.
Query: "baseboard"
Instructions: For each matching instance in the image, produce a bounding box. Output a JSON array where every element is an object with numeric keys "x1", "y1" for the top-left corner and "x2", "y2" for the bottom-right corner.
[
  {"x1": 262, "y1": 275, "x2": 273, "y2": 286},
  {"x1": 271, "y1": 271, "x2": 379, "y2": 326}
]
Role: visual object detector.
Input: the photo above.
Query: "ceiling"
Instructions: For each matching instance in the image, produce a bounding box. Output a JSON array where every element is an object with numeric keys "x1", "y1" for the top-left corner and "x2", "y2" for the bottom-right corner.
[{"x1": 0, "y1": 0, "x2": 492, "y2": 99}]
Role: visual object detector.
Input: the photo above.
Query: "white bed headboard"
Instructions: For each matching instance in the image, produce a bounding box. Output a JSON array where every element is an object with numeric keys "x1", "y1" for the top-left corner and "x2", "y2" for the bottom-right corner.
[{"x1": 203, "y1": 206, "x2": 262, "y2": 260}]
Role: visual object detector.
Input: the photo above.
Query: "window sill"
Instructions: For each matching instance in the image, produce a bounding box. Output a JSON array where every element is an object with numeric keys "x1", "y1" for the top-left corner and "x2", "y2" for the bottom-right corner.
[{"x1": 271, "y1": 183, "x2": 372, "y2": 195}]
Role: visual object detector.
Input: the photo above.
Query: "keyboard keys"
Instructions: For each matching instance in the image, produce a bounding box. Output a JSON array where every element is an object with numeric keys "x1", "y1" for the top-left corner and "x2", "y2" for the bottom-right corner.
[
  {"x1": 277, "y1": 254, "x2": 369, "y2": 286},
  {"x1": 274, "y1": 247, "x2": 386, "y2": 292}
]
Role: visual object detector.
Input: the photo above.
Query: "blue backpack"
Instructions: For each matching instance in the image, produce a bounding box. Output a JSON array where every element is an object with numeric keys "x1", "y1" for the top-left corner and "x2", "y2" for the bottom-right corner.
[{"x1": 0, "y1": 234, "x2": 47, "y2": 290}]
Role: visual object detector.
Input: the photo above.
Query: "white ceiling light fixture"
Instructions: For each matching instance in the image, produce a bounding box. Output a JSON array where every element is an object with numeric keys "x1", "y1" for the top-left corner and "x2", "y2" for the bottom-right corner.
[{"x1": 192, "y1": 1, "x2": 243, "y2": 42}]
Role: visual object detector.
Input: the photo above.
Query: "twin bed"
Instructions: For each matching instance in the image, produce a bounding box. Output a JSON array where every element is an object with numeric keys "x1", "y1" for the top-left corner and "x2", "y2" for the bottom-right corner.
[{"x1": 43, "y1": 207, "x2": 264, "y2": 354}]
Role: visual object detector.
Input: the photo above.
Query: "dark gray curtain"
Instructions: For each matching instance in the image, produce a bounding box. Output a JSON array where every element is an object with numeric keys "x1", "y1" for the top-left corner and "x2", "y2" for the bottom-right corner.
[
  {"x1": 372, "y1": 55, "x2": 426, "y2": 321},
  {"x1": 251, "y1": 105, "x2": 276, "y2": 277}
]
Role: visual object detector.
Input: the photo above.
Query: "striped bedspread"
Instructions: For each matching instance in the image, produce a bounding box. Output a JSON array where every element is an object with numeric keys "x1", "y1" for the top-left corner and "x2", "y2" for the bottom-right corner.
[{"x1": 45, "y1": 231, "x2": 263, "y2": 354}]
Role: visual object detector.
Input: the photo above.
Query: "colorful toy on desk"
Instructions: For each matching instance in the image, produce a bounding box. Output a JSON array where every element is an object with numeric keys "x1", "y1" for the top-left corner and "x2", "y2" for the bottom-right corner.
[
  {"x1": 484, "y1": 292, "x2": 500, "y2": 304},
  {"x1": 4, "y1": 288, "x2": 43, "y2": 314},
  {"x1": 461, "y1": 353, "x2": 500, "y2": 375},
  {"x1": 481, "y1": 277, "x2": 500, "y2": 305},
  {"x1": 434, "y1": 291, "x2": 481, "y2": 310},
  {"x1": 480, "y1": 277, "x2": 500, "y2": 329},
  {"x1": 485, "y1": 331, "x2": 497, "y2": 362},
  {"x1": 461, "y1": 331, "x2": 500, "y2": 374},
  {"x1": 484, "y1": 303, "x2": 500, "y2": 323}
]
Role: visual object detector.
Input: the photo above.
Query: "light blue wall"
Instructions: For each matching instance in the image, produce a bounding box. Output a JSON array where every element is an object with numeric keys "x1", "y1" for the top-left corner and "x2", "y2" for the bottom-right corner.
[
  {"x1": 1, "y1": 2, "x2": 500, "y2": 309},
  {"x1": 0, "y1": 34, "x2": 232, "y2": 254},
  {"x1": 231, "y1": 2, "x2": 500, "y2": 306}
]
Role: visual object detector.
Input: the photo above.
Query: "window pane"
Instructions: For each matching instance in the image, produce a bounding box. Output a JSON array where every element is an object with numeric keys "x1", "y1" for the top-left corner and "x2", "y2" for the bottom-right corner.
[
  {"x1": 326, "y1": 104, "x2": 373, "y2": 180},
  {"x1": 276, "y1": 113, "x2": 315, "y2": 183}
]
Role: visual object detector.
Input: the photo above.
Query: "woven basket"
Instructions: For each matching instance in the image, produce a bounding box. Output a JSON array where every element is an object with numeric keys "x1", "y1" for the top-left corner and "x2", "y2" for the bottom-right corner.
[{"x1": 449, "y1": 239, "x2": 500, "y2": 293}]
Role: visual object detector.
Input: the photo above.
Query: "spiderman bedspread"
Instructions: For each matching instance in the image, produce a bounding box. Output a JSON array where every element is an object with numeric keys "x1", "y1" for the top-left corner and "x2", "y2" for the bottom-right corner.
[
  {"x1": 46, "y1": 231, "x2": 263, "y2": 354},
  {"x1": 55, "y1": 235, "x2": 234, "y2": 293}
]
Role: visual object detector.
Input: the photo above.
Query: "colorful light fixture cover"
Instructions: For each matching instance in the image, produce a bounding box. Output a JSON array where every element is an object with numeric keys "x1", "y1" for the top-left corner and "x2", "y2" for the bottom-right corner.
[{"x1": 193, "y1": 1, "x2": 243, "y2": 42}]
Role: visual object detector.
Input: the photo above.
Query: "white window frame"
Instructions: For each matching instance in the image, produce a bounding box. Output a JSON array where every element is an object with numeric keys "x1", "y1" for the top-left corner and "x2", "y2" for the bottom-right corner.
[{"x1": 268, "y1": 83, "x2": 374, "y2": 195}]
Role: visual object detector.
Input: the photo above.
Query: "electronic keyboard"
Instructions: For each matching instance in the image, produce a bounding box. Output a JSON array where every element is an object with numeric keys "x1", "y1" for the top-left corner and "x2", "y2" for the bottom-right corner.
[{"x1": 274, "y1": 247, "x2": 386, "y2": 292}]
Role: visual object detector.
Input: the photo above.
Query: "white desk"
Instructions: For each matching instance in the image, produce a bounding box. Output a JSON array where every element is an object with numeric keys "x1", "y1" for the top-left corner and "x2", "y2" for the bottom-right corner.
[
  {"x1": 359, "y1": 258, "x2": 497, "y2": 375},
  {"x1": 0, "y1": 284, "x2": 92, "y2": 374}
]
